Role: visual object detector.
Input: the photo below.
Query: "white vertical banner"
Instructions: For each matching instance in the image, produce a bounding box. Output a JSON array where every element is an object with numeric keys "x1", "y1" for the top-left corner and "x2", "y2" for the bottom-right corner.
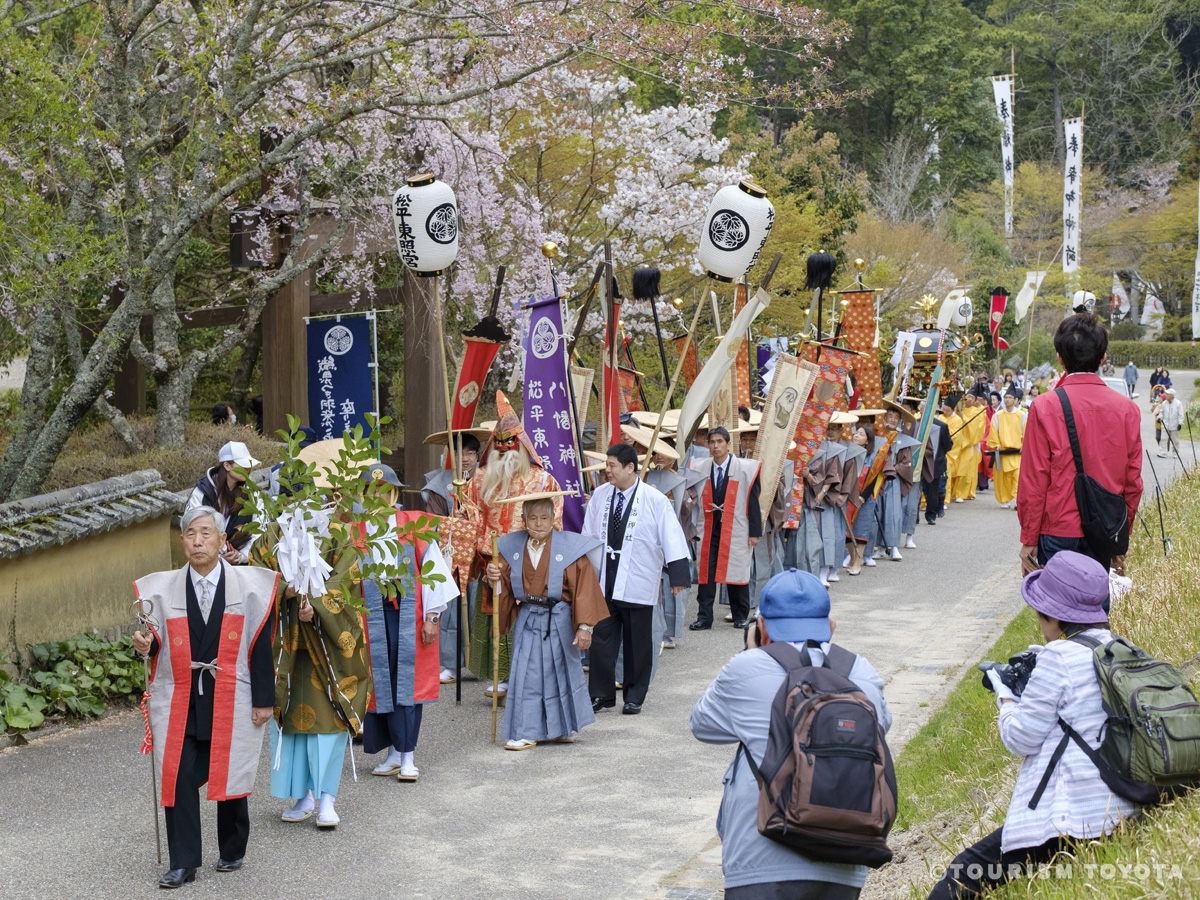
[
  {"x1": 1112, "y1": 272, "x2": 1130, "y2": 319},
  {"x1": 1062, "y1": 117, "x2": 1083, "y2": 279},
  {"x1": 1014, "y1": 270, "x2": 1047, "y2": 324},
  {"x1": 1192, "y1": 180, "x2": 1200, "y2": 339},
  {"x1": 992, "y1": 75, "x2": 1015, "y2": 234}
]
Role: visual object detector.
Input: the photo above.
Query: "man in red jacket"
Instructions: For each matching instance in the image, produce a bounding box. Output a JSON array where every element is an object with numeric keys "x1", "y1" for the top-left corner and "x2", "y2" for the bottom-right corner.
[{"x1": 1017, "y1": 314, "x2": 1142, "y2": 580}]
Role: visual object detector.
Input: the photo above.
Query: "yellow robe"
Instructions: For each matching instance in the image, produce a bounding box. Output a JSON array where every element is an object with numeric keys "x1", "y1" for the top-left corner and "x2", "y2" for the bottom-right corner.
[
  {"x1": 985, "y1": 408, "x2": 1026, "y2": 505},
  {"x1": 952, "y1": 408, "x2": 988, "y2": 500}
]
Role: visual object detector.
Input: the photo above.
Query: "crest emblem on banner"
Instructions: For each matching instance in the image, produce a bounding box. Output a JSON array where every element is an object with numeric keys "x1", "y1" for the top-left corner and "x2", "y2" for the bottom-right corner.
[
  {"x1": 457, "y1": 380, "x2": 479, "y2": 408},
  {"x1": 324, "y1": 325, "x2": 354, "y2": 355},
  {"x1": 531, "y1": 317, "x2": 559, "y2": 359}
]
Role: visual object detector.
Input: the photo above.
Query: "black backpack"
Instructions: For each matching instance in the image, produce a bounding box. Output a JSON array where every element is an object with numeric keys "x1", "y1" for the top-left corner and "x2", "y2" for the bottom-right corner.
[
  {"x1": 740, "y1": 642, "x2": 898, "y2": 868},
  {"x1": 1055, "y1": 387, "x2": 1129, "y2": 560}
]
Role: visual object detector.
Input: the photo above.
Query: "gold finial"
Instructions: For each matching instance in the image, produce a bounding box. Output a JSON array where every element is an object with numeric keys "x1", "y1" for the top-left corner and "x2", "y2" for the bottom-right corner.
[
  {"x1": 541, "y1": 241, "x2": 559, "y2": 259},
  {"x1": 672, "y1": 297, "x2": 685, "y2": 309},
  {"x1": 854, "y1": 258, "x2": 865, "y2": 270},
  {"x1": 618, "y1": 319, "x2": 625, "y2": 331},
  {"x1": 912, "y1": 293, "x2": 940, "y2": 328}
]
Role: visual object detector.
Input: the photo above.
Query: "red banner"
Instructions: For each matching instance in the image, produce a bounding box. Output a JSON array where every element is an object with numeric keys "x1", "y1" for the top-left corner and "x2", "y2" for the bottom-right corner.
[
  {"x1": 734, "y1": 282, "x2": 752, "y2": 407},
  {"x1": 618, "y1": 367, "x2": 642, "y2": 412},
  {"x1": 602, "y1": 301, "x2": 622, "y2": 447},
  {"x1": 784, "y1": 344, "x2": 855, "y2": 528},
  {"x1": 840, "y1": 290, "x2": 882, "y2": 409},
  {"x1": 990, "y1": 290, "x2": 1010, "y2": 349},
  {"x1": 674, "y1": 333, "x2": 699, "y2": 388},
  {"x1": 444, "y1": 335, "x2": 502, "y2": 467}
]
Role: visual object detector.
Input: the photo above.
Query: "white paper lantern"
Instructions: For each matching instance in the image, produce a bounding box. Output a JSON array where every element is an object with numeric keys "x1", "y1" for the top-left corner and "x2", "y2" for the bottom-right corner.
[
  {"x1": 697, "y1": 179, "x2": 775, "y2": 283},
  {"x1": 951, "y1": 295, "x2": 973, "y2": 327},
  {"x1": 392, "y1": 173, "x2": 459, "y2": 277}
]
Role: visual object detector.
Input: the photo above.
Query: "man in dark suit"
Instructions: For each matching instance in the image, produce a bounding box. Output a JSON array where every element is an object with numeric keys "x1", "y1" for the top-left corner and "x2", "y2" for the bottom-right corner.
[{"x1": 134, "y1": 507, "x2": 277, "y2": 889}]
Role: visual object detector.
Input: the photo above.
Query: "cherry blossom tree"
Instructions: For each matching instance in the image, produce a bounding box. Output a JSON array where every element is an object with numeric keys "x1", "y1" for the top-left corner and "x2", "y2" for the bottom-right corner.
[{"x1": 0, "y1": 0, "x2": 837, "y2": 500}]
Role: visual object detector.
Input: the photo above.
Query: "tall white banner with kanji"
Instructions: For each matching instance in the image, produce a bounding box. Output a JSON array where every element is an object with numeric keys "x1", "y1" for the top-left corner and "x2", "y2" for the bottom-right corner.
[
  {"x1": 1192, "y1": 180, "x2": 1200, "y2": 339},
  {"x1": 1062, "y1": 117, "x2": 1084, "y2": 283},
  {"x1": 992, "y1": 75, "x2": 1015, "y2": 235}
]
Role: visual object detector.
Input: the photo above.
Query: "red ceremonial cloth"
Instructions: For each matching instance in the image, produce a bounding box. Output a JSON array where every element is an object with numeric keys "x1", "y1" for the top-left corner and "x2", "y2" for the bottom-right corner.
[
  {"x1": 675, "y1": 334, "x2": 699, "y2": 388},
  {"x1": 445, "y1": 336, "x2": 501, "y2": 468},
  {"x1": 990, "y1": 291, "x2": 1011, "y2": 349},
  {"x1": 734, "y1": 282, "x2": 752, "y2": 407},
  {"x1": 840, "y1": 291, "x2": 882, "y2": 409},
  {"x1": 784, "y1": 344, "x2": 854, "y2": 528},
  {"x1": 603, "y1": 302, "x2": 622, "y2": 445}
]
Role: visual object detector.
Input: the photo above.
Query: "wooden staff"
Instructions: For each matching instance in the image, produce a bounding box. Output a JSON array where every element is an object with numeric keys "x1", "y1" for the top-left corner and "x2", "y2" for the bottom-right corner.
[
  {"x1": 490, "y1": 533, "x2": 501, "y2": 742},
  {"x1": 432, "y1": 277, "x2": 459, "y2": 486}
]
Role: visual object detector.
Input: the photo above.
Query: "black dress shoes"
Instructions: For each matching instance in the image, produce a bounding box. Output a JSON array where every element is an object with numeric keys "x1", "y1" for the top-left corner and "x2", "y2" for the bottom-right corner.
[
  {"x1": 159, "y1": 868, "x2": 196, "y2": 889},
  {"x1": 215, "y1": 858, "x2": 243, "y2": 872},
  {"x1": 732, "y1": 620, "x2": 747, "y2": 629},
  {"x1": 688, "y1": 620, "x2": 711, "y2": 631},
  {"x1": 591, "y1": 697, "x2": 616, "y2": 712},
  {"x1": 622, "y1": 702, "x2": 642, "y2": 715}
]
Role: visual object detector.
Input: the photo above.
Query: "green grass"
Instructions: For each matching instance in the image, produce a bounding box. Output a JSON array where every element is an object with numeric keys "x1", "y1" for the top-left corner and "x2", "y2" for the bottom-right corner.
[{"x1": 893, "y1": 474, "x2": 1200, "y2": 898}]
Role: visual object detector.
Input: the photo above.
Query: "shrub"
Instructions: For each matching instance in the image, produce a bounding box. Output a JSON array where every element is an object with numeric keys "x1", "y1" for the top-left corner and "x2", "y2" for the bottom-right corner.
[
  {"x1": 1107, "y1": 341, "x2": 1200, "y2": 369},
  {"x1": 0, "y1": 633, "x2": 147, "y2": 732}
]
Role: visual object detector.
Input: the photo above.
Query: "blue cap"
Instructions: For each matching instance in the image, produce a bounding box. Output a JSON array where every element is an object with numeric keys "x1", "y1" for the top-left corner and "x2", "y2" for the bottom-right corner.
[{"x1": 758, "y1": 568, "x2": 831, "y2": 643}]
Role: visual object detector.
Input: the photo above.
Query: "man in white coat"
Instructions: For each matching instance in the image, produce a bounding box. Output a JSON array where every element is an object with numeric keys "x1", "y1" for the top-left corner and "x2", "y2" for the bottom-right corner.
[{"x1": 583, "y1": 443, "x2": 691, "y2": 714}]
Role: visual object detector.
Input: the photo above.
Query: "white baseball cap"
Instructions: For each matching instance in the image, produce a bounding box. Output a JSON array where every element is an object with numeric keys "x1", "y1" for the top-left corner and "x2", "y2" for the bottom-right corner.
[{"x1": 218, "y1": 441, "x2": 259, "y2": 468}]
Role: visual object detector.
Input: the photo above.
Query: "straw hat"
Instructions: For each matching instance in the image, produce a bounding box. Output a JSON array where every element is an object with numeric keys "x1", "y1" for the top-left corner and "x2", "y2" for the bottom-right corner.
[
  {"x1": 828, "y1": 411, "x2": 859, "y2": 426},
  {"x1": 423, "y1": 427, "x2": 491, "y2": 446},
  {"x1": 619, "y1": 423, "x2": 680, "y2": 461},
  {"x1": 497, "y1": 490, "x2": 578, "y2": 505},
  {"x1": 297, "y1": 439, "x2": 375, "y2": 489}
]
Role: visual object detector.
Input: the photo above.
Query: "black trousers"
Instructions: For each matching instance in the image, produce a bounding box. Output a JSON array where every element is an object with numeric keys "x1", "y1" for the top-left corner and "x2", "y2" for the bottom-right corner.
[
  {"x1": 589, "y1": 600, "x2": 655, "y2": 705},
  {"x1": 927, "y1": 828, "x2": 1064, "y2": 899},
  {"x1": 164, "y1": 735, "x2": 250, "y2": 869},
  {"x1": 696, "y1": 581, "x2": 750, "y2": 626},
  {"x1": 922, "y1": 477, "x2": 942, "y2": 523}
]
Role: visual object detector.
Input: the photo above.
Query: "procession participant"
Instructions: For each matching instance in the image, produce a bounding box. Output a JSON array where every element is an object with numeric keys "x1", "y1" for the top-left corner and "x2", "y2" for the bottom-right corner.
[
  {"x1": 883, "y1": 398, "x2": 920, "y2": 550},
  {"x1": 986, "y1": 388, "x2": 1027, "y2": 509},
  {"x1": 361, "y1": 465, "x2": 459, "y2": 782},
  {"x1": 131, "y1": 507, "x2": 277, "y2": 888},
  {"x1": 267, "y1": 505, "x2": 372, "y2": 831},
  {"x1": 980, "y1": 391, "x2": 1001, "y2": 490},
  {"x1": 924, "y1": 398, "x2": 956, "y2": 524},
  {"x1": 462, "y1": 392, "x2": 563, "y2": 700},
  {"x1": 794, "y1": 452, "x2": 827, "y2": 580},
  {"x1": 816, "y1": 414, "x2": 855, "y2": 584},
  {"x1": 420, "y1": 429, "x2": 483, "y2": 683},
  {"x1": 938, "y1": 395, "x2": 965, "y2": 511},
  {"x1": 859, "y1": 415, "x2": 903, "y2": 562},
  {"x1": 487, "y1": 493, "x2": 608, "y2": 749},
  {"x1": 839, "y1": 421, "x2": 871, "y2": 575},
  {"x1": 688, "y1": 426, "x2": 763, "y2": 630},
  {"x1": 583, "y1": 444, "x2": 690, "y2": 714},
  {"x1": 184, "y1": 441, "x2": 261, "y2": 565},
  {"x1": 950, "y1": 390, "x2": 988, "y2": 502}
]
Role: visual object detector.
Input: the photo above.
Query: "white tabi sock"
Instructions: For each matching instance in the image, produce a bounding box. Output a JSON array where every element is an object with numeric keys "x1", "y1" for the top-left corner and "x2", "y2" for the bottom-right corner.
[
  {"x1": 291, "y1": 790, "x2": 315, "y2": 813},
  {"x1": 400, "y1": 751, "x2": 414, "y2": 769},
  {"x1": 319, "y1": 792, "x2": 336, "y2": 815}
]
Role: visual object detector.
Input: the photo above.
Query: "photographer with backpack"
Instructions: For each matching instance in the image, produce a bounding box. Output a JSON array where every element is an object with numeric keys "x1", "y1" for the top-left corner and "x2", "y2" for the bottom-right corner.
[
  {"x1": 690, "y1": 569, "x2": 893, "y2": 900},
  {"x1": 929, "y1": 551, "x2": 1147, "y2": 899}
]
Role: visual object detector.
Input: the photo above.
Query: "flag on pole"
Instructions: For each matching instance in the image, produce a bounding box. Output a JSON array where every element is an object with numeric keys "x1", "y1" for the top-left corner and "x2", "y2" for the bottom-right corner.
[
  {"x1": 992, "y1": 75, "x2": 1015, "y2": 235},
  {"x1": 840, "y1": 290, "x2": 883, "y2": 409},
  {"x1": 784, "y1": 344, "x2": 854, "y2": 528},
  {"x1": 1014, "y1": 271, "x2": 1046, "y2": 324},
  {"x1": 990, "y1": 289, "x2": 1011, "y2": 350},
  {"x1": 1062, "y1": 117, "x2": 1084, "y2": 280},
  {"x1": 1112, "y1": 272, "x2": 1130, "y2": 320},
  {"x1": 1192, "y1": 181, "x2": 1200, "y2": 339}
]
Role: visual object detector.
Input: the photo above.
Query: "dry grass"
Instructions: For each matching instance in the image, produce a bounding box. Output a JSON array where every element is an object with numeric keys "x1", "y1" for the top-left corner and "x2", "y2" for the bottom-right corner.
[{"x1": 0, "y1": 418, "x2": 284, "y2": 496}]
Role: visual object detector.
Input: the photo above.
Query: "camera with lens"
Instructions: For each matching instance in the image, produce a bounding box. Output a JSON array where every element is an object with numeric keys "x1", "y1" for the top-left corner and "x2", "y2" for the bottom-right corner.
[{"x1": 978, "y1": 649, "x2": 1040, "y2": 697}]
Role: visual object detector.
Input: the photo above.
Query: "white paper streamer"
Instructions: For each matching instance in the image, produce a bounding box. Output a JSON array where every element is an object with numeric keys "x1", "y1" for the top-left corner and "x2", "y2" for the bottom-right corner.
[
  {"x1": 1062, "y1": 118, "x2": 1084, "y2": 275},
  {"x1": 274, "y1": 505, "x2": 333, "y2": 598},
  {"x1": 992, "y1": 76, "x2": 1015, "y2": 235}
]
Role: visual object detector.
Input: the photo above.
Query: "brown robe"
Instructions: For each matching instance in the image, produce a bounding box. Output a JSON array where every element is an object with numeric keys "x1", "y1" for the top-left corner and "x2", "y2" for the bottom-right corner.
[{"x1": 495, "y1": 541, "x2": 608, "y2": 636}]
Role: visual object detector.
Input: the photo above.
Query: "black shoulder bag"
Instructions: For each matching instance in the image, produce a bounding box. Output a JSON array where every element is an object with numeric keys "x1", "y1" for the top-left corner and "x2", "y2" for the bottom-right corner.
[{"x1": 1055, "y1": 387, "x2": 1129, "y2": 559}]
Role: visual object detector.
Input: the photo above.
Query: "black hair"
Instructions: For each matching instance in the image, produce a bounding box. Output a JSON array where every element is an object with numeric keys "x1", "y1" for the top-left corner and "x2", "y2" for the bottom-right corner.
[
  {"x1": 738, "y1": 405, "x2": 751, "y2": 422},
  {"x1": 211, "y1": 402, "x2": 233, "y2": 425},
  {"x1": 859, "y1": 424, "x2": 876, "y2": 459},
  {"x1": 606, "y1": 442, "x2": 639, "y2": 471},
  {"x1": 708, "y1": 425, "x2": 731, "y2": 443},
  {"x1": 1053, "y1": 313, "x2": 1108, "y2": 374},
  {"x1": 990, "y1": 390, "x2": 1002, "y2": 402},
  {"x1": 458, "y1": 434, "x2": 481, "y2": 454}
]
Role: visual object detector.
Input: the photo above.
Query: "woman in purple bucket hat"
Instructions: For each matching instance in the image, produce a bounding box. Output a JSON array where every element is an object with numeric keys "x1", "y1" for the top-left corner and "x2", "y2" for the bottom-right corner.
[{"x1": 927, "y1": 551, "x2": 1144, "y2": 899}]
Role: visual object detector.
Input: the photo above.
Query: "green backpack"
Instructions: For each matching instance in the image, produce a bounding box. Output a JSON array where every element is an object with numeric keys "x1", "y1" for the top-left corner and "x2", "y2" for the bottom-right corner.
[{"x1": 1030, "y1": 634, "x2": 1200, "y2": 810}]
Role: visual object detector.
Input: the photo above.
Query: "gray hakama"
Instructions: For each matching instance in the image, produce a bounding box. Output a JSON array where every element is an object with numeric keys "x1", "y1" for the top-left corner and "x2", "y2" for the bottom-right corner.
[
  {"x1": 502, "y1": 602, "x2": 596, "y2": 743},
  {"x1": 818, "y1": 499, "x2": 847, "y2": 567},
  {"x1": 794, "y1": 505, "x2": 823, "y2": 575},
  {"x1": 877, "y1": 477, "x2": 903, "y2": 548}
]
